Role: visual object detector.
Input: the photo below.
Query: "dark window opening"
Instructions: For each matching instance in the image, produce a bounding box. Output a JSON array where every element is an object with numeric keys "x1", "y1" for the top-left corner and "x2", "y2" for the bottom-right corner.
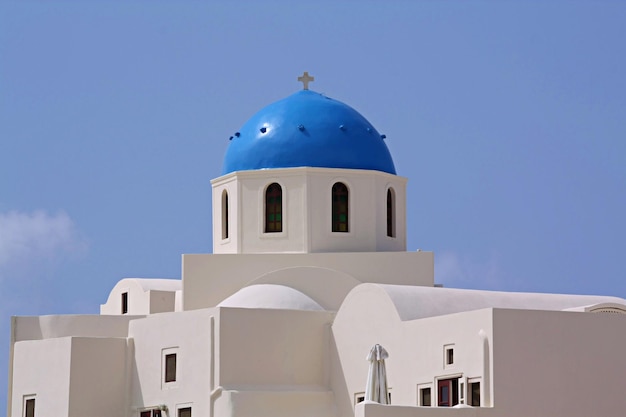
[
  {"x1": 25, "y1": 398, "x2": 35, "y2": 417},
  {"x1": 446, "y1": 348, "x2": 454, "y2": 365},
  {"x1": 356, "y1": 395, "x2": 365, "y2": 404},
  {"x1": 121, "y1": 292, "x2": 128, "y2": 314},
  {"x1": 386, "y1": 188, "x2": 395, "y2": 237},
  {"x1": 165, "y1": 353, "x2": 177, "y2": 383},
  {"x1": 420, "y1": 388, "x2": 431, "y2": 406},
  {"x1": 332, "y1": 182, "x2": 349, "y2": 232},
  {"x1": 178, "y1": 407, "x2": 192, "y2": 417},
  {"x1": 469, "y1": 382, "x2": 480, "y2": 406},
  {"x1": 141, "y1": 410, "x2": 162, "y2": 417},
  {"x1": 265, "y1": 183, "x2": 282, "y2": 233},
  {"x1": 222, "y1": 190, "x2": 229, "y2": 239}
]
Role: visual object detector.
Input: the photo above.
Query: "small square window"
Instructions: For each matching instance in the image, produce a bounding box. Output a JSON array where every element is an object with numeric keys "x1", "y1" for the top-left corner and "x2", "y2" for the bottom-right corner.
[
  {"x1": 178, "y1": 407, "x2": 191, "y2": 417},
  {"x1": 165, "y1": 353, "x2": 177, "y2": 383},
  {"x1": 121, "y1": 292, "x2": 128, "y2": 314},
  {"x1": 24, "y1": 398, "x2": 35, "y2": 417}
]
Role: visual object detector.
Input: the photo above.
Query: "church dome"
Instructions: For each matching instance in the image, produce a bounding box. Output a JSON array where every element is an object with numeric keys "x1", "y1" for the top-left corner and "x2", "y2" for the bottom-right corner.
[{"x1": 221, "y1": 90, "x2": 396, "y2": 175}]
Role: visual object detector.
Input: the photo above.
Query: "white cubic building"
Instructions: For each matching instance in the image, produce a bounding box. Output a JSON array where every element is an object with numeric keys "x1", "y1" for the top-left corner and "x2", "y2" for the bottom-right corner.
[{"x1": 8, "y1": 75, "x2": 626, "y2": 417}]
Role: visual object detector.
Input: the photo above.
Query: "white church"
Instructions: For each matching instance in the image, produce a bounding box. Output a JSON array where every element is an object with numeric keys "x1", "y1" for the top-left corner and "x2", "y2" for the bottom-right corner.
[{"x1": 8, "y1": 73, "x2": 626, "y2": 417}]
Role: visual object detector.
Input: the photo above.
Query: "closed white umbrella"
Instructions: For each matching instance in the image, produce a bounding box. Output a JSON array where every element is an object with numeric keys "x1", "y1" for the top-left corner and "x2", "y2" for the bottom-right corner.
[{"x1": 365, "y1": 344, "x2": 389, "y2": 404}]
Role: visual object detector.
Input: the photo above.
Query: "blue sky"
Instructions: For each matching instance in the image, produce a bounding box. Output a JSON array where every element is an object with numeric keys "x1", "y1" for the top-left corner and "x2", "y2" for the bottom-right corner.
[{"x1": 1, "y1": 0, "x2": 625, "y2": 409}]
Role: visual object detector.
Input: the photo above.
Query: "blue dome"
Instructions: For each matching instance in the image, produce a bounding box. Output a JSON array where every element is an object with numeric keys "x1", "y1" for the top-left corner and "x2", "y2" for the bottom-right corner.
[{"x1": 221, "y1": 90, "x2": 396, "y2": 175}]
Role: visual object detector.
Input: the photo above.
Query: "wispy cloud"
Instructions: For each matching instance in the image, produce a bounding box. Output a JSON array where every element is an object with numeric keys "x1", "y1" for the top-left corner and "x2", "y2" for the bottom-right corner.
[
  {"x1": 0, "y1": 209, "x2": 87, "y2": 277},
  {"x1": 435, "y1": 250, "x2": 502, "y2": 290}
]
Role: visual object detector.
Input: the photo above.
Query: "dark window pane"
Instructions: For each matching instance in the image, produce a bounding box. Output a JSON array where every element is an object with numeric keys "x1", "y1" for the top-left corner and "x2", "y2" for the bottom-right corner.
[
  {"x1": 222, "y1": 191, "x2": 229, "y2": 239},
  {"x1": 446, "y1": 348, "x2": 454, "y2": 364},
  {"x1": 265, "y1": 183, "x2": 282, "y2": 233},
  {"x1": 387, "y1": 188, "x2": 395, "y2": 237},
  {"x1": 122, "y1": 292, "x2": 128, "y2": 314},
  {"x1": 178, "y1": 407, "x2": 192, "y2": 417},
  {"x1": 165, "y1": 353, "x2": 177, "y2": 382},
  {"x1": 470, "y1": 382, "x2": 480, "y2": 406},
  {"x1": 420, "y1": 388, "x2": 431, "y2": 406},
  {"x1": 332, "y1": 183, "x2": 349, "y2": 232},
  {"x1": 25, "y1": 399, "x2": 35, "y2": 417}
]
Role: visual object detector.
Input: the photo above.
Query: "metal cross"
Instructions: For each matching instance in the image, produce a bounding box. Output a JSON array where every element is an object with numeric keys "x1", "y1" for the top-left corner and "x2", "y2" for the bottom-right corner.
[{"x1": 297, "y1": 71, "x2": 315, "y2": 90}]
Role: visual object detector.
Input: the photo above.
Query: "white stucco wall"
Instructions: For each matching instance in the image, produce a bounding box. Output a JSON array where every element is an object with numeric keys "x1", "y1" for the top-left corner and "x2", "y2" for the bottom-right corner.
[
  {"x1": 491, "y1": 308, "x2": 626, "y2": 416},
  {"x1": 12, "y1": 314, "x2": 138, "y2": 342},
  {"x1": 355, "y1": 402, "x2": 499, "y2": 417},
  {"x1": 182, "y1": 251, "x2": 434, "y2": 311},
  {"x1": 211, "y1": 168, "x2": 407, "y2": 254},
  {"x1": 10, "y1": 336, "x2": 128, "y2": 417},
  {"x1": 331, "y1": 284, "x2": 494, "y2": 416},
  {"x1": 68, "y1": 337, "x2": 128, "y2": 417},
  {"x1": 100, "y1": 278, "x2": 181, "y2": 315},
  {"x1": 333, "y1": 283, "x2": 626, "y2": 417},
  {"x1": 128, "y1": 308, "x2": 214, "y2": 415},
  {"x1": 11, "y1": 337, "x2": 72, "y2": 417},
  {"x1": 217, "y1": 307, "x2": 334, "y2": 387}
]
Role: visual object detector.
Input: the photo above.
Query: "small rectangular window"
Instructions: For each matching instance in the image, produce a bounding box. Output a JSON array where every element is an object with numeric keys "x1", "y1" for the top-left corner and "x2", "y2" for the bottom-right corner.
[
  {"x1": 178, "y1": 407, "x2": 191, "y2": 417},
  {"x1": 420, "y1": 387, "x2": 431, "y2": 406},
  {"x1": 24, "y1": 398, "x2": 35, "y2": 417},
  {"x1": 121, "y1": 292, "x2": 128, "y2": 314},
  {"x1": 444, "y1": 344, "x2": 454, "y2": 366},
  {"x1": 165, "y1": 353, "x2": 177, "y2": 382},
  {"x1": 140, "y1": 412, "x2": 151, "y2": 417}
]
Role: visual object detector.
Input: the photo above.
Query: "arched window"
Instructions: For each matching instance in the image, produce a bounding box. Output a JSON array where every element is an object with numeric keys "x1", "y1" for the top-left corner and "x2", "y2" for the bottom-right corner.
[
  {"x1": 221, "y1": 190, "x2": 229, "y2": 239},
  {"x1": 332, "y1": 182, "x2": 349, "y2": 233},
  {"x1": 387, "y1": 188, "x2": 395, "y2": 238},
  {"x1": 265, "y1": 183, "x2": 282, "y2": 233}
]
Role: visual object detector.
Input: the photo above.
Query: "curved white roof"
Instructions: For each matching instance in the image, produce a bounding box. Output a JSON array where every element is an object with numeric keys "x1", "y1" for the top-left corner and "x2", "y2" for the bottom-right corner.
[
  {"x1": 218, "y1": 284, "x2": 325, "y2": 311},
  {"x1": 120, "y1": 278, "x2": 181, "y2": 292},
  {"x1": 376, "y1": 284, "x2": 626, "y2": 321}
]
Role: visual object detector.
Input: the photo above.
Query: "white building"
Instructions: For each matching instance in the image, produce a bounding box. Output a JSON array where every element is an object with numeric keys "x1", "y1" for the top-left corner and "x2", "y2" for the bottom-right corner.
[{"x1": 8, "y1": 74, "x2": 626, "y2": 417}]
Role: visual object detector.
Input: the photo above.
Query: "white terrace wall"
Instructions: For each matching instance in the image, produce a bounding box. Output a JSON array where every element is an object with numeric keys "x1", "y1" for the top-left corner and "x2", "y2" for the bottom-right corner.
[
  {"x1": 491, "y1": 308, "x2": 626, "y2": 417},
  {"x1": 355, "y1": 403, "x2": 499, "y2": 417}
]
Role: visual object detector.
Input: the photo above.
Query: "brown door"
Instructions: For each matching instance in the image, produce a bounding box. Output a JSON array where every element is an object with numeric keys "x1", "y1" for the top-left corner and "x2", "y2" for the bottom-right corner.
[{"x1": 438, "y1": 378, "x2": 459, "y2": 407}]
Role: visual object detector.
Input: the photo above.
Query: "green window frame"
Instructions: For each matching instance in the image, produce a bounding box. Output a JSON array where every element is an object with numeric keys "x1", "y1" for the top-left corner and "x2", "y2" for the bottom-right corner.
[{"x1": 265, "y1": 183, "x2": 282, "y2": 233}]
